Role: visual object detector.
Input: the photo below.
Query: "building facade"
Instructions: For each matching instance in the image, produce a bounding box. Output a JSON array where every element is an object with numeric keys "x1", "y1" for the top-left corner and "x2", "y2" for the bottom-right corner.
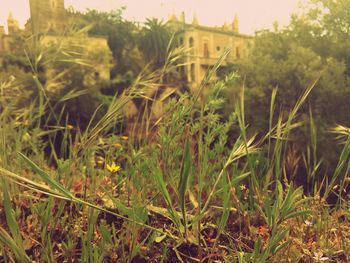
[
  {"x1": 0, "y1": 0, "x2": 112, "y2": 81},
  {"x1": 28, "y1": 0, "x2": 66, "y2": 34},
  {"x1": 168, "y1": 13, "x2": 252, "y2": 92},
  {"x1": 0, "y1": 25, "x2": 7, "y2": 53},
  {"x1": 0, "y1": 14, "x2": 21, "y2": 54}
]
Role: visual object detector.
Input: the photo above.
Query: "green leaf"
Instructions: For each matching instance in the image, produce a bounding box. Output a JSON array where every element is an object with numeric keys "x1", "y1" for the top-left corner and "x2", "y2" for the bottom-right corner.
[
  {"x1": 231, "y1": 172, "x2": 250, "y2": 186},
  {"x1": 0, "y1": 227, "x2": 31, "y2": 263},
  {"x1": 284, "y1": 210, "x2": 312, "y2": 221},
  {"x1": 178, "y1": 140, "x2": 191, "y2": 218},
  {"x1": 1, "y1": 179, "x2": 25, "y2": 255},
  {"x1": 154, "y1": 167, "x2": 181, "y2": 230},
  {"x1": 154, "y1": 233, "x2": 167, "y2": 243},
  {"x1": 99, "y1": 224, "x2": 112, "y2": 244},
  {"x1": 274, "y1": 240, "x2": 292, "y2": 254},
  {"x1": 18, "y1": 152, "x2": 74, "y2": 199}
]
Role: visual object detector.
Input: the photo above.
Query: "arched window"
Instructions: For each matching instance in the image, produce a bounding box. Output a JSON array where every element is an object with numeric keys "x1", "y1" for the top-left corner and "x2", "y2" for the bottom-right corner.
[
  {"x1": 236, "y1": 47, "x2": 241, "y2": 59},
  {"x1": 203, "y1": 41, "x2": 209, "y2": 58},
  {"x1": 189, "y1": 37, "x2": 194, "y2": 47},
  {"x1": 190, "y1": 63, "x2": 196, "y2": 82},
  {"x1": 179, "y1": 37, "x2": 184, "y2": 45},
  {"x1": 189, "y1": 37, "x2": 194, "y2": 55}
]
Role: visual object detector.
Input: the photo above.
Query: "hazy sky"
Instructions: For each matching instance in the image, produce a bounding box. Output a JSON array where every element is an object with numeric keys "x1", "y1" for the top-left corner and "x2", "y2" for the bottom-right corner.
[{"x1": 1, "y1": 0, "x2": 303, "y2": 34}]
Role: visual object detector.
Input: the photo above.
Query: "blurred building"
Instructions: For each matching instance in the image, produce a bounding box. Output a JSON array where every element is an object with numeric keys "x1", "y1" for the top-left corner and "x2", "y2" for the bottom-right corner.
[
  {"x1": 168, "y1": 13, "x2": 253, "y2": 92},
  {"x1": 7, "y1": 13, "x2": 21, "y2": 35},
  {"x1": 28, "y1": 0, "x2": 66, "y2": 35},
  {"x1": 0, "y1": 0, "x2": 112, "y2": 81},
  {"x1": 0, "y1": 26, "x2": 7, "y2": 53},
  {"x1": 0, "y1": 13, "x2": 21, "y2": 54}
]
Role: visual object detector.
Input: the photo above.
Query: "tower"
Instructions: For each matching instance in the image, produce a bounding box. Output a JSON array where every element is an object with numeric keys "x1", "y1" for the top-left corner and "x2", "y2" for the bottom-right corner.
[
  {"x1": 0, "y1": 26, "x2": 4, "y2": 37},
  {"x1": 29, "y1": 0, "x2": 65, "y2": 34},
  {"x1": 192, "y1": 14, "x2": 199, "y2": 26},
  {"x1": 168, "y1": 12, "x2": 178, "y2": 22},
  {"x1": 7, "y1": 13, "x2": 20, "y2": 34},
  {"x1": 179, "y1": 12, "x2": 186, "y2": 24},
  {"x1": 232, "y1": 15, "x2": 239, "y2": 33},
  {"x1": 0, "y1": 26, "x2": 4, "y2": 52}
]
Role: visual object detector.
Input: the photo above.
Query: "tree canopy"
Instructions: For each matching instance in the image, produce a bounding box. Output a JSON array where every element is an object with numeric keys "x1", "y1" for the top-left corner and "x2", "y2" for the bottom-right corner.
[{"x1": 231, "y1": 0, "x2": 350, "y2": 173}]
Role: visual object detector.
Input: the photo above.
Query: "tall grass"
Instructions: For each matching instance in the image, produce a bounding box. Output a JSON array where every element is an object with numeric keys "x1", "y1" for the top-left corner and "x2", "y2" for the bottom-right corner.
[{"x1": 1, "y1": 39, "x2": 350, "y2": 262}]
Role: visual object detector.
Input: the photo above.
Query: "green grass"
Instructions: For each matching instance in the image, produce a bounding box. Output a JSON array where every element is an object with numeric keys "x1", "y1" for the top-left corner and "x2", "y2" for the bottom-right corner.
[{"x1": 1, "y1": 39, "x2": 350, "y2": 262}]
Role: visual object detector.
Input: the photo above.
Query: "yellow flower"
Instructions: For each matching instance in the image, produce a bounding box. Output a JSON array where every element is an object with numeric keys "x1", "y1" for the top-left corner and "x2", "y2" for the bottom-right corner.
[
  {"x1": 239, "y1": 184, "x2": 246, "y2": 191},
  {"x1": 106, "y1": 162, "x2": 121, "y2": 173},
  {"x1": 121, "y1": 136, "x2": 128, "y2": 141},
  {"x1": 113, "y1": 143, "x2": 122, "y2": 148},
  {"x1": 95, "y1": 156, "x2": 105, "y2": 165}
]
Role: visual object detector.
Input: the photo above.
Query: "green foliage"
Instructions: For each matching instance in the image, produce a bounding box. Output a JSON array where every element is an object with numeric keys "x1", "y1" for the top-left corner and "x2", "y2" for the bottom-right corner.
[
  {"x1": 1, "y1": 180, "x2": 29, "y2": 262},
  {"x1": 75, "y1": 8, "x2": 142, "y2": 74},
  {"x1": 235, "y1": 0, "x2": 350, "y2": 181},
  {"x1": 1, "y1": 65, "x2": 350, "y2": 261},
  {"x1": 138, "y1": 18, "x2": 172, "y2": 69},
  {"x1": 178, "y1": 140, "x2": 192, "y2": 238},
  {"x1": 2, "y1": 2, "x2": 350, "y2": 261}
]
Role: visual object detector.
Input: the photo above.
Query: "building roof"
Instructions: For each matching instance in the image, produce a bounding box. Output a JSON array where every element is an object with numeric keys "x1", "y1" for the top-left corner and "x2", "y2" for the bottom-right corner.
[{"x1": 168, "y1": 21, "x2": 252, "y2": 39}]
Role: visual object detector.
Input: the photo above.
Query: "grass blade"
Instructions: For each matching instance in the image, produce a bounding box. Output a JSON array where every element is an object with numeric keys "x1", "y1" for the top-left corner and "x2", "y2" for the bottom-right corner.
[
  {"x1": 178, "y1": 140, "x2": 191, "y2": 238},
  {"x1": 18, "y1": 152, "x2": 74, "y2": 199}
]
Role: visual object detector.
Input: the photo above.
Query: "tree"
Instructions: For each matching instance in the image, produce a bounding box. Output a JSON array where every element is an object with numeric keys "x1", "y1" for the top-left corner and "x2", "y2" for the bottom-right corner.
[
  {"x1": 230, "y1": 0, "x2": 350, "y2": 175},
  {"x1": 73, "y1": 8, "x2": 144, "y2": 77},
  {"x1": 138, "y1": 18, "x2": 172, "y2": 69},
  {"x1": 290, "y1": 0, "x2": 350, "y2": 75}
]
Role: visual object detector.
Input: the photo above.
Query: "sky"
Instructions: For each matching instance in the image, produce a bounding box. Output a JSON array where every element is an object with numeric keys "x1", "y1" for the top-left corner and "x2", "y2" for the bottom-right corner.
[{"x1": 1, "y1": 0, "x2": 304, "y2": 34}]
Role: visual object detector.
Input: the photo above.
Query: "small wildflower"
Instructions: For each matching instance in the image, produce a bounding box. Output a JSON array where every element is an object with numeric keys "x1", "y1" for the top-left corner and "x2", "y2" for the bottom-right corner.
[
  {"x1": 98, "y1": 138, "x2": 105, "y2": 145},
  {"x1": 239, "y1": 184, "x2": 246, "y2": 191},
  {"x1": 113, "y1": 143, "x2": 122, "y2": 148},
  {"x1": 106, "y1": 162, "x2": 121, "y2": 173},
  {"x1": 22, "y1": 132, "x2": 31, "y2": 142},
  {"x1": 258, "y1": 225, "x2": 269, "y2": 237},
  {"x1": 67, "y1": 124, "x2": 74, "y2": 129},
  {"x1": 95, "y1": 156, "x2": 105, "y2": 165},
  {"x1": 313, "y1": 251, "x2": 329, "y2": 261},
  {"x1": 102, "y1": 197, "x2": 115, "y2": 208},
  {"x1": 304, "y1": 219, "x2": 314, "y2": 226},
  {"x1": 121, "y1": 136, "x2": 128, "y2": 141}
]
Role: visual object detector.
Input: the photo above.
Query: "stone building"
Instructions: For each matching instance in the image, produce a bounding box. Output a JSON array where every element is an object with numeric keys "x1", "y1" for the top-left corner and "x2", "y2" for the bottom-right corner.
[
  {"x1": 0, "y1": 14, "x2": 21, "y2": 54},
  {"x1": 0, "y1": 26, "x2": 7, "y2": 54},
  {"x1": 168, "y1": 13, "x2": 253, "y2": 92},
  {"x1": 7, "y1": 13, "x2": 21, "y2": 35},
  {"x1": 0, "y1": 0, "x2": 112, "y2": 81},
  {"x1": 28, "y1": 0, "x2": 66, "y2": 35}
]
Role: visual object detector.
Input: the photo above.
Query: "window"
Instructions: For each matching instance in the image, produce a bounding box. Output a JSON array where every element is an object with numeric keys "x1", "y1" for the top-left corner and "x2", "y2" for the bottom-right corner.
[
  {"x1": 189, "y1": 37, "x2": 194, "y2": 47},
  {"x1": 203, "y1": 42, "x2": 209, "y2": 58},
  {"x1": 179, "y1": 37, "x2": 184, "y2": 45},
  {"x1": 48, "y1": 22, "x2": 56, "y2": 31},
  {"x1": 190, "y1": 63, "x2": 195, "y2": 82},
  {"x1": 236, "y1": 47, "x2": 241, "y2": 59},
  {"x1": 189, "y1": 37, "x2": 194, "y2": 55},
  {"x1": 180, "y1": 66, "x2": 185, "y2": 75}
]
